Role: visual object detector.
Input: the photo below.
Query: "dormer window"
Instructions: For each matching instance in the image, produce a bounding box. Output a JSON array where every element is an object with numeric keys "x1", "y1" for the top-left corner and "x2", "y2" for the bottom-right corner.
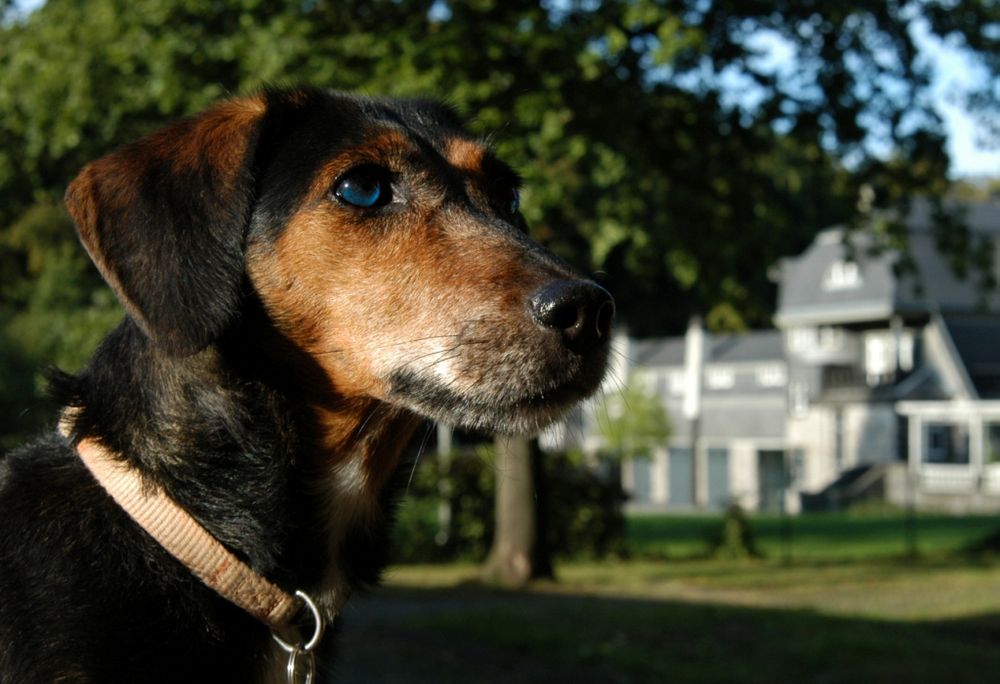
[
  {"x1": 706, "y1": 367, "x2": 735, "y2": 390},
  {"x1": 823, "y1": 259, "x2": 862, "y2": 291}
]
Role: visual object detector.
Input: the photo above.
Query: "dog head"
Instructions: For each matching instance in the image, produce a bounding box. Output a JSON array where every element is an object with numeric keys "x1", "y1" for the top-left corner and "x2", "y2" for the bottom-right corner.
[{"x1": 65, "y1": 88, "x2": 612, "y2": 435}]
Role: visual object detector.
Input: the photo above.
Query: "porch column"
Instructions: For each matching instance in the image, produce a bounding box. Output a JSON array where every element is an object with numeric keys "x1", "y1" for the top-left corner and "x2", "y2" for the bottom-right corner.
[
  {"x1": 970, "y1": 412, "x2": 985, "y2": 491},
  {"x1": 694, "y1": 440, "x2": 709, "y2": 508},
  {"x1": 651, "y1": 448, "x2": 669, "y2": 504},
  {"x1": 907, "y1": 413, "x2": 922, "y2": 474}
]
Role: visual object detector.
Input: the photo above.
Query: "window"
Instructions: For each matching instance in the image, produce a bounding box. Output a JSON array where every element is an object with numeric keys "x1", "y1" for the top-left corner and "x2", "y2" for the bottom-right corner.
[
  {"x1": 628, "y1": 456, "x2": 653, "y2": 502},
  {"x1": 706, "y1": 367, "x2": 735, "y2": 390},
  {"x1": 834, "y1": 409, "x2": 844, "y2": 471},
  {"x1": 668, "y1": 370, "x2": 686, "y2": 396},
  {"x1": 789, "y1": 380, "x2": 809, "y2": 417},
  {"x1": 986, "y1": 423, "x2": 1000, "y2": 464},
  {"x1": 898, "y1": 331, "x2": 915, "y2": 372},
  {"x1": 788, "y1": 327, "x2": 815, "y2": 353},
  {"x1": 923, "y1": 422, "x2": 970, "y2": 464},
  {"x1": 788, "y1": 326, "x2": 844, "y2": 355},
  {"x1": 756, "y1": 364, "x2": 787, "y2": 387},
  {"x1": 864, "y1": 333, "x2": 894, "y2": 383},
  {"x1": 818, "y1": 326, "x2": 843, "y2": 351},
  {"x1": 823, "y1": 259, "x2": 862, "y2": 291}
]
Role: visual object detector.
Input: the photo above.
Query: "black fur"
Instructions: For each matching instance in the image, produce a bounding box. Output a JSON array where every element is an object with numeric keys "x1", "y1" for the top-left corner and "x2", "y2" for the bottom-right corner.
[
  {"x1": 0, "y1": 87, "x2": 611, "y2": 683},
  {"x1": 0, "y1": 89, "x2": 426, "y2": 683}
]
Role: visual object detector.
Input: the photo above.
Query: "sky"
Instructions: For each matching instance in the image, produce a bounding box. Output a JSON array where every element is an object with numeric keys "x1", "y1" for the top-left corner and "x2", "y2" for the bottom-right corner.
[
  {"x1": 908, "y1": 14, "x2": 999, "y2": 180},
  {"x1": 922, "y1": 38, "x2": 999, "y2": 179},
  {"x1": 8, "y1": 0, "x2": 999, "y2": 179},
  {"x1": 744, "y1": 18, "x2": 999, "y2": 180}
]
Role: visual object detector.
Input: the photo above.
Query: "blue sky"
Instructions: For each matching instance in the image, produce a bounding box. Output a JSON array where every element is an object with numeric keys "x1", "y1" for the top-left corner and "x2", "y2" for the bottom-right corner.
[
  {"x1": 739, "y1": 19, "x2": 999, "y2": 180},
  {"x1": 920, "y1": 34, "x2": 999, "y2": 179}
]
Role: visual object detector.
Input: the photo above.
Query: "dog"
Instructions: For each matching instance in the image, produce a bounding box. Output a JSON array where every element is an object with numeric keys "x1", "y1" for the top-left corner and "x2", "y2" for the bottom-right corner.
[{"x1": 0, "y1": 87, "x2": 613, "y2": 683}]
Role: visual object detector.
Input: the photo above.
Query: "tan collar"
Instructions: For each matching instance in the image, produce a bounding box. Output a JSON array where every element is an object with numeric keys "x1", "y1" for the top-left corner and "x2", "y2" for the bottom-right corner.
[
  {"x1": 74, "y1": 435, "x2": 301, "y2": 626},
  {"x1": 63, "y1": 425, "x2": 325, "y2": 680}
]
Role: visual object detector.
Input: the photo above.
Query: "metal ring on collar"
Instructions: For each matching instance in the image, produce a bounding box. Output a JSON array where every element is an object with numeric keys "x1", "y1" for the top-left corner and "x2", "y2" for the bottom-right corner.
[
  {"x1": 272, "y1": 590, "x2": 326, "y2": 654},
  {"x1": 286, "y1": 647, "x2": 316, "y2": 684}
]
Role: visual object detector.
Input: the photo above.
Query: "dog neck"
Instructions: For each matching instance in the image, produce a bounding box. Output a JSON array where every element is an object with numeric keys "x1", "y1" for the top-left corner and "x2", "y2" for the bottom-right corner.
[
  {"x1": 306, "y1": 398, "x2": 421, "y2": 494},
  {"x1": 293, "y1": 398, "x2": 420, "y2": 613},
  {"x1": 54, "y1": 318, "x2": 420, "y2": 609}
]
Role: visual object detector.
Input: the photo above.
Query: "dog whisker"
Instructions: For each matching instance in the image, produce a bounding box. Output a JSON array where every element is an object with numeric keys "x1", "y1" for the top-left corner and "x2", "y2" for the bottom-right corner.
[
  {"x1": 371, "y1": 333, "x2": 464, "y2": 349},
  {"x1": 352, "y1": 402, "x2": 384, "y2": 440},
  {"x1": 405, "y1": 421, "x2": 435, "y2": 495}
]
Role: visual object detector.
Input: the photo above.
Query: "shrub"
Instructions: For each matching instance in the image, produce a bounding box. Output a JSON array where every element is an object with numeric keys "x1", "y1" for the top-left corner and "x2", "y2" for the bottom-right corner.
[
  {"x1": 708, "y1": 504, "x2": 761, "y2": 560},
  {"x1": 392, "y1": 447, "x2": 628, "y2": 563}
]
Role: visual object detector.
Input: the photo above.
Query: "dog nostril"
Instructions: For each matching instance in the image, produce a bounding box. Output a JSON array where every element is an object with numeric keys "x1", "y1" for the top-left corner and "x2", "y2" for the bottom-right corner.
[
  {"x1": 596, "y1": 299, "x2": 614, "y2": 340},
  {"x1": 529, "y1": 280, "x2": 615, "y2": 352},
  {"x1": 544, "y1": 300, "x2": 582, "y2": 331}
]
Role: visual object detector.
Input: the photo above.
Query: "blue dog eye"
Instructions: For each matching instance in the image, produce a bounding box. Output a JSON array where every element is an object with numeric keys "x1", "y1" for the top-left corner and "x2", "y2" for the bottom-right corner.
[
  {"x1": 509, "y1": 187, "x2": 520, "y2": 214},
  {"x1": 335, "y1": 168, "x2": 388, "y2": 208}
]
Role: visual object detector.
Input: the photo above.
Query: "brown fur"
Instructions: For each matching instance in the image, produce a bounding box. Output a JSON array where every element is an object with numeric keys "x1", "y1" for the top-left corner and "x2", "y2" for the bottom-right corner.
[{"x1": 0, "y1": 89, "x2": 612, "y2": 683}]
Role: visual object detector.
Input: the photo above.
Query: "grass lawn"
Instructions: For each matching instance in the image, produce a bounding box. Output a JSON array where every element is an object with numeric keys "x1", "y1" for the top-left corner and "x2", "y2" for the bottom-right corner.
[
  {"x1": 333, "y1": 514, "x2": 1000, "y2": 683},
  {"x1": 627, "y1": 511, "x2": 1000, "y2": 561},
  {"x1": 335, "y1": 558, "x2": 1000, "y2": 683}
]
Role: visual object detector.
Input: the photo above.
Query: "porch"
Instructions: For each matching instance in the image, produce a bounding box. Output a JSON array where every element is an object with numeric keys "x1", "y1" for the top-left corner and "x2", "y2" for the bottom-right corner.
[{"x1": 896, "y1": 400, "x2": 1000, "y2": 512}]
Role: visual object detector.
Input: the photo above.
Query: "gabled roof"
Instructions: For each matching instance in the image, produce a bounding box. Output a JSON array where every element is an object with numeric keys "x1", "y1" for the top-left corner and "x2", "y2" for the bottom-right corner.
[
  {"x1": 631, "y1": 337, "x2": 686, "y2": 367},
  {"x1": 711, "y1": 330, "x2": 785, "y2": 363},
  {"x1": 630, "y1": 330, "x2": 784, "y2": 369},
  {"x1": 775, "y1": 200, "x2": 1000, "y2": 327},
  {"x1": 775, "y1": 229, "x2": 896, "y2": 326},
  {"x1": 941, "y1": 315, "x2": 1000, "y2": 399}
]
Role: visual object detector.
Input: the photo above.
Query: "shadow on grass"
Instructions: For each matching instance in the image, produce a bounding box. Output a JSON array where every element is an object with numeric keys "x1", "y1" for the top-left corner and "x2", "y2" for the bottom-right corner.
[{"x1": 329, "y1": 584, "x2": 1000, "y2": 684}]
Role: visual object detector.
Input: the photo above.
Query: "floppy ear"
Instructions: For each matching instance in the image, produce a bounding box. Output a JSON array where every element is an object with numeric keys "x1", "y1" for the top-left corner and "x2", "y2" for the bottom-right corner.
[{"x1": 65, "y1": 96, "x2": 268, "y2": 356}]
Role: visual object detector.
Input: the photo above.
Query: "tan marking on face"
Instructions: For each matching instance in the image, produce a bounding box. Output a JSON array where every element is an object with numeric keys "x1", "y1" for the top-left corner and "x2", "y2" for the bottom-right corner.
[
  {"x1": 247, "y1": 185, "x2": 549, "y2": 403},
  {"x1": 445, "y1": 138, "x2": 488, "y2": 173},
  {"x1": 247, "y1": 126, "x2": 586, "y2": 468},
  {"x1": 305, "y1": 130, "x2": 416, "y2": 200}
]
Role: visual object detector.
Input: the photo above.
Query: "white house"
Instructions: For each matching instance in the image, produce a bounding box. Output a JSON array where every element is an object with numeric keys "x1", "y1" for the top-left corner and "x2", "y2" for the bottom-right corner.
[{"x1": 547, "y1": 200, "x2": 1000, "y2": 513}]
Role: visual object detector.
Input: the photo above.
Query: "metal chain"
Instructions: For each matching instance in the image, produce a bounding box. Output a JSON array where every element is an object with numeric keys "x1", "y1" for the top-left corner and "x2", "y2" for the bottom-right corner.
[{"x1": 271, "y1": 591, "x2": 327, "y2": 684}]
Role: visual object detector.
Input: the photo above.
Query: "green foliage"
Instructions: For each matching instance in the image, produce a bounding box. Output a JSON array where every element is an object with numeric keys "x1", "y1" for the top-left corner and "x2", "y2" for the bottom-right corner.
[
  {"x1": 595, "y1": 378, "x2": 671, "y2": 458},
  {"x1": 708, "y1": 504, "x2": 761, "y2": 560},
  {"x1": 963, "y1": 527, "x2": 1000, "y2": 557},
  {"x1": 1, "y1": 203, "x2": 122, "y2": 366},
  {"x1": 393, "y1": 449, "x2": 628, "y2": 563},
  {"x1": 395, "y1": 450, "x2": 496, "y2": 563},
  {"x1": 1, "y1": 0, "x2": 996, "y2": 445},
  {"x1": 0, "y1": 201, "x2": 122, "y2": 448}
]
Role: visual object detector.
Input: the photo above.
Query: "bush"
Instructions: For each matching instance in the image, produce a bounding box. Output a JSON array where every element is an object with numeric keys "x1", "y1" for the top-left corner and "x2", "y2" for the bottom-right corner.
[
  {"x1": 708, "y1": 504, "x2": 761, "y2": 560},
  {"x1": 392, "y1": 447, "x2": 628, "y2": 563}
]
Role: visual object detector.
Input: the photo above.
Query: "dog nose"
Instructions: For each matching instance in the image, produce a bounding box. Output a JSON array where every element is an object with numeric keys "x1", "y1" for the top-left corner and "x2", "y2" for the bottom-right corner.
[{"x1": 529, "y1": 280, "x2": 614, "y2": 352}]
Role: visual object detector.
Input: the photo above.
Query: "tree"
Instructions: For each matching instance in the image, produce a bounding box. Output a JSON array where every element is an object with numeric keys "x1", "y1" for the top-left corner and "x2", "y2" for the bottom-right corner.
[
  {"x1": 597, "y1": 380, "x2": 673, "y2": 461},
  {"x1": 481, "y1": 436, "x2": 547, "y2": 587},
  {"x1": 3, "y1": 1, "x2": 996, "y2": 338},
  {"x1": 480, "y1": 382, "x2": 671, "y2": 588},
  {"x1": 1, "y1": 0, "x2": 996, "y2": 580}
]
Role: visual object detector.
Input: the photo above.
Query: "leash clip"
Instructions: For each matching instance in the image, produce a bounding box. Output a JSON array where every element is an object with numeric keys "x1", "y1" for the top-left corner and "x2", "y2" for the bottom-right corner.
[{"x1": 272, "y1": 590, "x2": 326, "y2": 684}]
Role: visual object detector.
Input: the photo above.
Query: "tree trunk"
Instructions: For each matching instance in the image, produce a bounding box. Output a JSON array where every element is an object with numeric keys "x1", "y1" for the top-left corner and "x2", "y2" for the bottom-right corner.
[
  {"x1": 481, "y1": 435, "x2": 551, "y2": 587},
  {"x1": 529, "y1": 439, "x2": 555, "y2": 580}
]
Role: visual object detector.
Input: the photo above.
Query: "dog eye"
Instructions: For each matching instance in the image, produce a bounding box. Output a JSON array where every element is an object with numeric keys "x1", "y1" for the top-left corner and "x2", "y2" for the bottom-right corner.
[
  {"x1": 494, "y1": 183, "x2": 519, "y2": 215},
  {"x1": 334, "y1": 167, "x2": 391, "y2": 208},
  {"x1": 509, "y1": 187, "x2": 520, "y2": 214}
]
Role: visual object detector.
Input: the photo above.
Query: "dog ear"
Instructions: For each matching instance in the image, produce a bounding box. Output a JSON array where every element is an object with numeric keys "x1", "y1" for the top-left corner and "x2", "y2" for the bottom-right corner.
[{"x1": 65, "y1": 96, "x2": 268, "y2": 356}]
